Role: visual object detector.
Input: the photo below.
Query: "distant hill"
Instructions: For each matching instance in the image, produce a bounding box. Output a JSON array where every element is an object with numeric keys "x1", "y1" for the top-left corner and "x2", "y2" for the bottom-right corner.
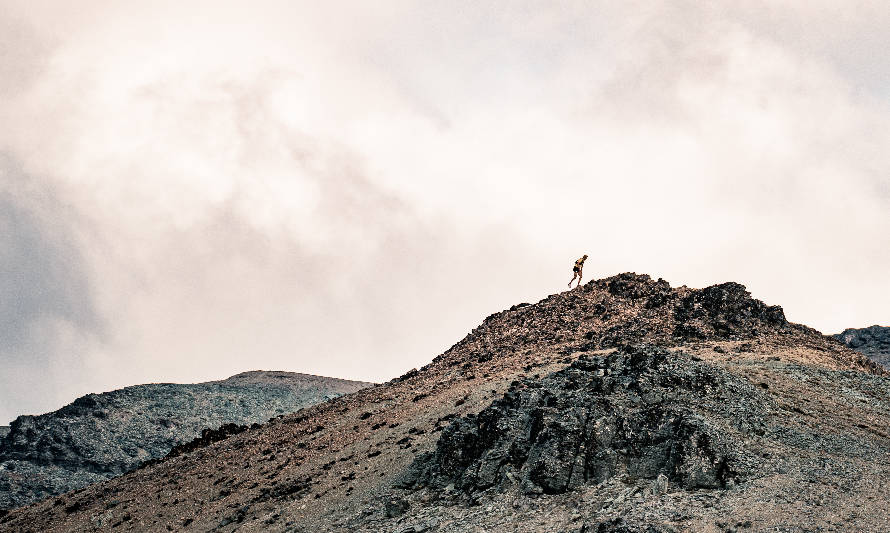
[
  {"x1": 834, "y1": 325, "x2": 890, "y2": 369},
  {"x1": 0, "y1": 371, "x2": 372, "y2": 511}
]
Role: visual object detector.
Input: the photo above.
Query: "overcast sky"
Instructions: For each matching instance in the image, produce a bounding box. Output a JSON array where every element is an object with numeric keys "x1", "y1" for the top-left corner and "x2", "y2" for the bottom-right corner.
[{"x1": 1, "y1": 1, "x2": 888, "y2": 423}]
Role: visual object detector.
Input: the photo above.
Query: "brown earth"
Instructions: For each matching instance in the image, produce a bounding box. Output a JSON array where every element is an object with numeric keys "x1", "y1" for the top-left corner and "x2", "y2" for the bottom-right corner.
[{"x1": 1, "y1": 273, "x2": 887, "y2": 533}]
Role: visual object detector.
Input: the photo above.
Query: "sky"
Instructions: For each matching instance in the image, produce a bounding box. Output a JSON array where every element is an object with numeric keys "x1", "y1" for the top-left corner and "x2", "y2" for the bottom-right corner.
[{"x1": 1, "y1": 1, "x2": 889, "y2": 424}]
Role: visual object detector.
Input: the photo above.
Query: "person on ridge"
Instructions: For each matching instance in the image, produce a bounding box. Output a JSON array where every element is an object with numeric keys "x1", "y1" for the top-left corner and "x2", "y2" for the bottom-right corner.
[{"x1": 568, "y1": 254, "x2": 588, "y2": 288}]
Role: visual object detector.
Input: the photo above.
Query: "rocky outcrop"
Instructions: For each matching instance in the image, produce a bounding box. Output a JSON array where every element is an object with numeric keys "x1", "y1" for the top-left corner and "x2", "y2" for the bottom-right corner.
[
  {"x1": 437, "y1": 274, "x2": 801, "y2": 367},
  {"x1": 403, "y1": 345, "x2": 764, "y2": 495},
  {"x1": 671, "y1": 282, "x2": 786, "y2": 340},
  {"x1": 0, "y1": 371, "x2": 372, "y2": 511},
  {"x1": 834, "y1": 325, "x2": 890, "y2": 369}
]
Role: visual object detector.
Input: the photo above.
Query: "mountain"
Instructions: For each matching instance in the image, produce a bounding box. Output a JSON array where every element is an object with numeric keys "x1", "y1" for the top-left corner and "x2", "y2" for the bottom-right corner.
[
  {"x1": 1, "y1": 273, "x2": 887, "y2": 532},
  {"x1": 834, "y1": 325, "x2": 890, "y2": 369},
  {"x1": 0, "y1": 371, "x2": 372, "y2": 512}
]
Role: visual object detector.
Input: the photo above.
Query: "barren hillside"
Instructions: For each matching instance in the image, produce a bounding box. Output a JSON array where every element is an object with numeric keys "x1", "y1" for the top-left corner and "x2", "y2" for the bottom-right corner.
[{"x1": 1, "y1": 273, "x2": 887, "y2": 533}]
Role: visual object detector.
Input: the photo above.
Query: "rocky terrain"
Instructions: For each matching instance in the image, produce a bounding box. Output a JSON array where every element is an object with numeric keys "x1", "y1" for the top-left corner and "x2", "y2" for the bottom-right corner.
[
  {"x1": 1, "y1": 273, "x2": 888, "y2": 532},
  {"x1": 401, "y1": 344, "x2": 767, "y2": 496},
  {"x1": 834, "y1": 325, "x2": 890, "y2": 369},
  {"x1": 0, "y1": 371, "x2": 372, "y2": 511}
]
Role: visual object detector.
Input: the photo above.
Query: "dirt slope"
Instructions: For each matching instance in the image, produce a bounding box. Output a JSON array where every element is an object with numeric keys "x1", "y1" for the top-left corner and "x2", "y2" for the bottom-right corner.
[{"x1": 1, "y1": 273, "x2": 886, "y2": 533}]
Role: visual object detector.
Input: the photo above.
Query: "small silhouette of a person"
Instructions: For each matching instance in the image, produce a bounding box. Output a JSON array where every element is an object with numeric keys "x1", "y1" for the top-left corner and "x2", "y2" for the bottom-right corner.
[{"x1": 568, "y1": 255, "x2": 588, "y2": 288}]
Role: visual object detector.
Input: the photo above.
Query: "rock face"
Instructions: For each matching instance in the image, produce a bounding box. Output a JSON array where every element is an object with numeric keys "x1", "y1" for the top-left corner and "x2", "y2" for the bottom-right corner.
[
  {"x1": 671, "y1": 282, "x2": 786, "y2": 340},
  {"x1": 834, "y1": 325, "x2": 890, "y2": 369},
  {"x1": 404, "y1": 345, "x2": 764, "y2": 495},
  {"x1": 0, "y1": 371, "x2": 372, "y2": 511}
]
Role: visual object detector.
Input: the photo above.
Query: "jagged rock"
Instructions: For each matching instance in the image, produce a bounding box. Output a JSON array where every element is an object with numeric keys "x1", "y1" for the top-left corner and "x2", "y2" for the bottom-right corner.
[
  {"x1": 384, "y1": 497, "x2": 410, "y2": 518},
  {"x1": 403, "y1": 345, "x2": 765, "y2": 495},
  {"x1": 589, "y1": 518, "x2": 673, "y2": 533},
  {"x1": 834, "y1": 325, "x2": 890, "y2": 369},
  {"x1": 673, "y1": 282, "x2": 786, "y2": 340},
  {"x1": 141, "y1": 422, "x2": 252, "y2": 467},
  {"x1": 653, "y1": 473, "x2": 668, "y2": 495}
]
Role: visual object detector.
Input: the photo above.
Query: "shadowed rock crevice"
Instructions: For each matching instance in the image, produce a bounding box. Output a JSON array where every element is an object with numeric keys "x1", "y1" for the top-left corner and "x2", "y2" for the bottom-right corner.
[
  {"x1": 587, "y1": 517, "x2": 674, "y2": 533},
  {"x1": 403, "y1": 345, "x2": 767, "y2": 495}
]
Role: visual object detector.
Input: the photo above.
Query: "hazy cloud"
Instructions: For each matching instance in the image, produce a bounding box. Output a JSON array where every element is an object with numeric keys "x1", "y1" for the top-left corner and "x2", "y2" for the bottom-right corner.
[
  {"x1": 0, "y1": 155, "x2": 98, "y2": 352},
  {"x1": 0, "y1": 1, "x2": 888, "y2": 422},
  {"x1": 0, "y1": 13, "x2": 52, "y2": 97},
  {"x1": 0, "y1": 154, "x2": 102, "y2": 420}
]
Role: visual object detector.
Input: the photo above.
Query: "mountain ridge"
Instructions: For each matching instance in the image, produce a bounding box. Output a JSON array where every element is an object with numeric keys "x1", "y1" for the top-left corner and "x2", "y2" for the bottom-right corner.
[{"x1": 2, "y1": 273, "x2": 887, "y2": 532}]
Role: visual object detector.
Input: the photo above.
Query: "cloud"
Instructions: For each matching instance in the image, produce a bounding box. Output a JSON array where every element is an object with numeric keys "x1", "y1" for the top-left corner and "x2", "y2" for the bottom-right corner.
[
  {"x1": 0, "y1": 155, "x2": 100, "y2": 354},
  {"x1": 0, "y1": 1, "x2": 888, "y2": 421},
  {"x1": 0, "y1": 13, "x2": 52, "y2": 97},
  {"x1": 0, "y1": 154, "x2": 102, "y2": 422}
]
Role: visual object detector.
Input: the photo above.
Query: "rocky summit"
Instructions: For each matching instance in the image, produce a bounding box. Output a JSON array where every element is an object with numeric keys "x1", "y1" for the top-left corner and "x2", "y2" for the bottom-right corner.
[
  {"x1": 0, "y1": 371, "x2": 372, "y2": 512},
  {"x1": 834, "y1": 325, "x2": 890, "y2": 369},
  {"x1": 1, "y1": 273, "x2": 888, "y2": 532}
]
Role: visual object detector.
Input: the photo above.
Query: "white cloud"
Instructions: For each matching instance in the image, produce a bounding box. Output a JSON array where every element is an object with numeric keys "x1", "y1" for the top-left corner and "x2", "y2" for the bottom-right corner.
[{"x1": 0, "y1": 0, "x2": 888, "y2": 422}]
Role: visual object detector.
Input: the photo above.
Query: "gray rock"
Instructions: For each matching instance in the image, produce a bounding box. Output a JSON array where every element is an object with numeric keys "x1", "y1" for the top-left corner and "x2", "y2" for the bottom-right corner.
[
  {"x1": 384, "y1": 497, "x2": 410, "y2": 518},
  {"x1": 672, "y1": 282, "x2": 786, "y2": 341},
  {"x1": 834, "y1": 325, "x2": 890, "y2": 369},
  {"x1": 403, "y1": 344, "x2": 764, "y2": 495},
  {"x1": 653, "y1": 473, "x2": 668, "y2": 495},
  {"x1": 588, "y1": 517, "x2": 673, "y2": 532}
]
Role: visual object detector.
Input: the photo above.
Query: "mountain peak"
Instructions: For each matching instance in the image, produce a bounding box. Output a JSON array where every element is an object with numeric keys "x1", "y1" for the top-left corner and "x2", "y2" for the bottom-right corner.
[{"x1": 435, "y1": 273, "x2": 874, "y2": 374}]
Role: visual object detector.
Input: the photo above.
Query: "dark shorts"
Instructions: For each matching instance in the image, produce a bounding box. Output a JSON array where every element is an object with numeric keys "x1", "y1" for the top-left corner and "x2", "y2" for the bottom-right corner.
[{"x1": 573, "y1": 266, "x2": 580, "y2": 273}]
